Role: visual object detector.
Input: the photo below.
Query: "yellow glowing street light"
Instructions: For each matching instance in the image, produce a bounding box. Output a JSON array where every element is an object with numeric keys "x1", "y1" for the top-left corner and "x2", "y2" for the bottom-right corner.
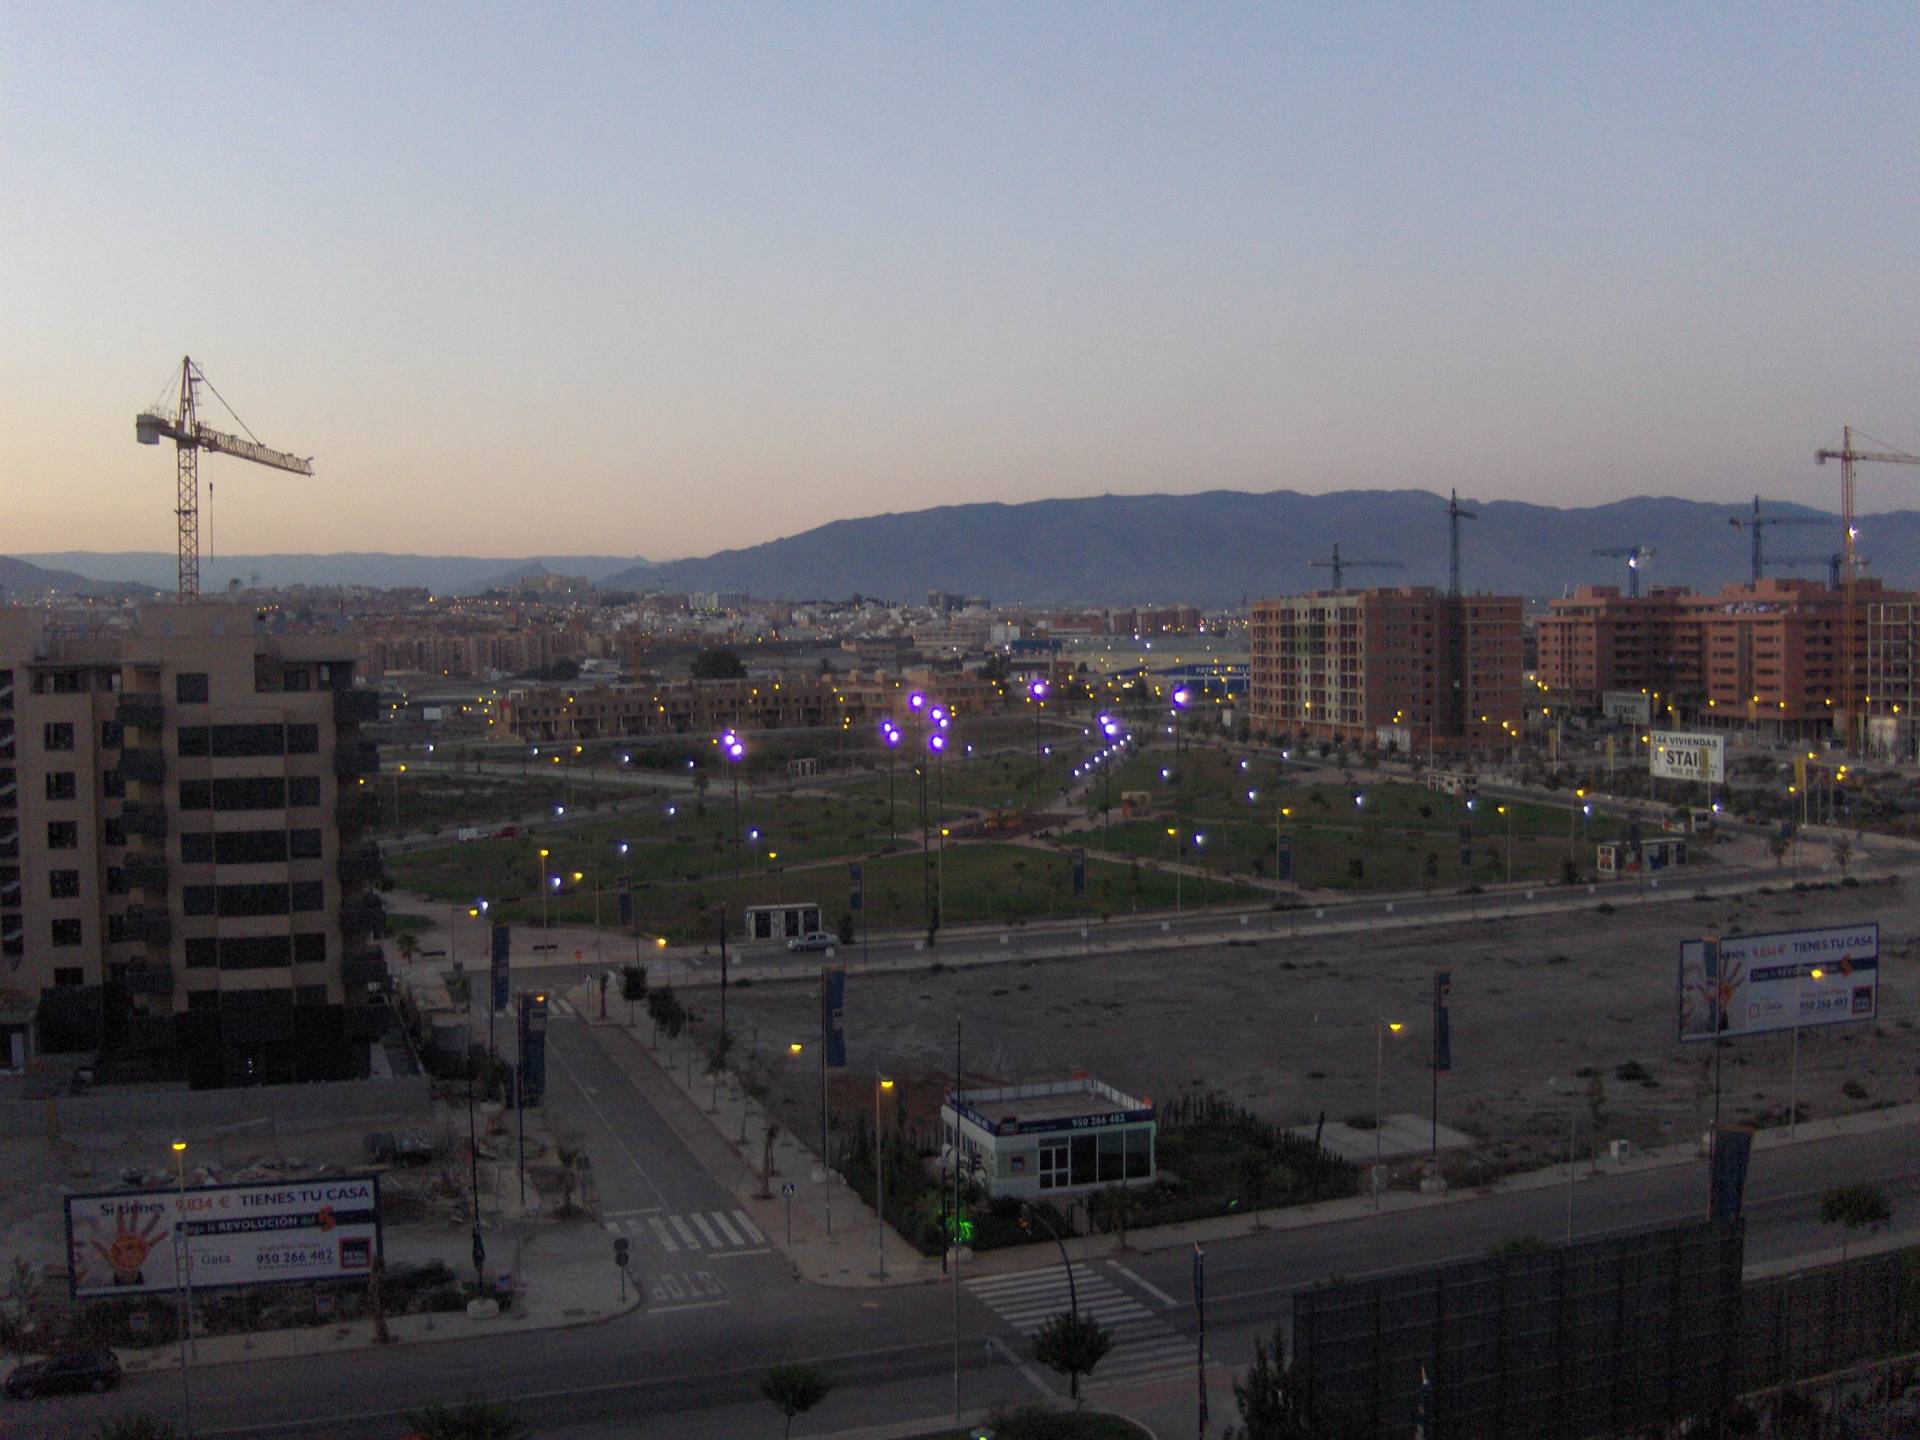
[{"x1": 789, "y1": 1041, "x2": 805, "y2": 1056}]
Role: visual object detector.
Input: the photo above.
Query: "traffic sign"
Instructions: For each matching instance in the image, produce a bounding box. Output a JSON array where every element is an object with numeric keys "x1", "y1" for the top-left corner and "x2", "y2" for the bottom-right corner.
[
  {"x1": 780, "y1": 1182, "x2": 797, "y2": 1198},
  {"x1": 613, "y1": 1237, "x2": 630, "y2": 1267}
]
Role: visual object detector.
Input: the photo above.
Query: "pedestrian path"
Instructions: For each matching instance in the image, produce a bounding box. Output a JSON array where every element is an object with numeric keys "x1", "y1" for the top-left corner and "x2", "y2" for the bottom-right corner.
[
  {"x1": 602, "y1": 1207, "x2": 768, "y2": 1255},
  {"x1": 965, "y1": 1262, "x2": 1201, "y2": 1392}
]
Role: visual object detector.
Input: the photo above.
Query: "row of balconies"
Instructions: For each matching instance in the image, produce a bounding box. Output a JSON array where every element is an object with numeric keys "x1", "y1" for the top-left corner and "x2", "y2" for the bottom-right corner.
[
  {"x1": 123, "y1": 851, "x2": 169, "y2": 891},
  {"x1": 120, "y1": 747, "x2": 166, "y2": 784},
  {"x1": 118, "y1": 694, "x2": 164, "y2": 732},
  {"x1": 124, "y1": 962, "x2": 174, "y2": 997},
  {"x1": 122, "y1": 802, "x2": 168, "y2": 840},
  {"x1": 126, "y1": 905, "x2": 172, "y2": 945}
]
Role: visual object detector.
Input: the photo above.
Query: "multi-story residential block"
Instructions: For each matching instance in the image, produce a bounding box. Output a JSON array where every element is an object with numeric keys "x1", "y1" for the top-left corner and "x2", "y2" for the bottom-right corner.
[
  {"x1": 1536, "y1": 578, "x2": 1920, "y2": 737},
  {"x1": 0, "y1": 605, "x2": 385, "y2": 1086},
  {"x1": 1247, "y1": 588, "x2": 1524, "y2": 751}
]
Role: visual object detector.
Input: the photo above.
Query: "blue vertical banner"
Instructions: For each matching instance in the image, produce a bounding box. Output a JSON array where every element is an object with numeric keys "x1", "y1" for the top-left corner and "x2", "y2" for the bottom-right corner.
[
  {"x1": 848, "y1": 861, "x2": 863, "y2": 913},
  {"x1": 821, "y1": 966, "x2": 847, "y2": 1068},
  {"x1": 516, "y1": 990, "x2": 548, "y2": 1104},
  {"x1": 1071, "y1": 847, "x2": 1086, "y2": 897},
  {"x1": 617, "y1": 882, "x2": 633, "y2": 928},
  {"x1": 1275, "y1": 834, "x2": 1293, "y2": 883},
  {"x1": 489, "y1": 925, "x2": 511, "y2": 1011},
  {"x1": 1193, "y1": 1244, "x2": 1207, "y2": 1435},
  {"x1": 1710, "y1": 1125, "x2": 1753, "y2": 1222},
  {"x1": 1434, "y1": 969, "x2": 1452, "y2": 1073}
]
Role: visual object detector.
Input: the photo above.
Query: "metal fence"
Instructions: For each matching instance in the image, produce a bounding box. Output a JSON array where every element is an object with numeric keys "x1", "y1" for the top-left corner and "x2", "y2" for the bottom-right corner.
[
  {"x1": 1742, "y1": 1248, "x2": 1919, "y2": 1392},
  {"x1": 1293, "y1": 1219, "x2": 1746, "y2": 1440}
]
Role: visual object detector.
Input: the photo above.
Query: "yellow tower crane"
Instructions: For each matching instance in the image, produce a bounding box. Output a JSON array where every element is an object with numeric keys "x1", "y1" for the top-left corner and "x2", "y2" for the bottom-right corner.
[{"x1": 1815, "y1": 428, "x2": 1920, "y2": 749}]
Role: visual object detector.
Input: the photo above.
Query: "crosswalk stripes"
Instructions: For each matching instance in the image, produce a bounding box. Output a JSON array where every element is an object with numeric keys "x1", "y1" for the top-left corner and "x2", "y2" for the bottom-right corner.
[
  {"x1": 603, "y1": 1209, "x2": 769, "y2": 1255},
  {"x1": 549, "y1": 995, "x2": 577, "y2": 1018},
  {"x1": 965, "y1": 1263, "x2": 1204, "y2": 1391}
]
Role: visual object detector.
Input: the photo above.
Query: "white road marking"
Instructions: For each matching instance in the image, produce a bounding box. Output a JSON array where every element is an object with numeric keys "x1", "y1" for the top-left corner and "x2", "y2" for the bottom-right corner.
[{"x1": 1108, "y1": 1261, "x2": 1180, "y2": 1308}]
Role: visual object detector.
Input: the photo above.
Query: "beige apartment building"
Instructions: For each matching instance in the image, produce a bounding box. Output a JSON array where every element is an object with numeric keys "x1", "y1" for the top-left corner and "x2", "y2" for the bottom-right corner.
[{"x1": 0, "y1": 605, "x2": 385, "y2": 1087}]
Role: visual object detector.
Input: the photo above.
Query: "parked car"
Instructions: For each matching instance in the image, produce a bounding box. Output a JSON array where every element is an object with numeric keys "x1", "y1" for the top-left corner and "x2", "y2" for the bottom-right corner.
[
  {"x1": 786, "y1": 931, "x2": 837, "y2": 953},
  {"x1": 491, "y1": 825, "x2": 520, "y2": 839},
  {"x1": 4, "y1": 1347, "x2": 121, "y2": 1399}
]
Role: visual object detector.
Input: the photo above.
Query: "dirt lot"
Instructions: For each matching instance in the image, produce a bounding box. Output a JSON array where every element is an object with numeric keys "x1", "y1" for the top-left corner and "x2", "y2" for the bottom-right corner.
[{"x1": 708, "y1": 876, "x2": 1918, "y2": 1182}]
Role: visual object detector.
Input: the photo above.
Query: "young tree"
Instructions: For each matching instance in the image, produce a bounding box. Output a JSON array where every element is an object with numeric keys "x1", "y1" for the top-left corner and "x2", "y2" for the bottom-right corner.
[
  {"x1": 1767, "y1": 833, "x2": 1790, "y2": 868},
  {"x1": 759, "y1": 1363, "x2": 832, "y2": 1438},
  {"x1": 1226, "y1": 1322, "x2": 1317, "y2": 1440},
  {"x1": 1032, "y1": 1310, "x2": 1113, "y2": 1402},
  {"x1": 1820, "y1": 1182, "x2": 1891, "y2": 1260},
  {"x1": 619, "y1": 964, "x2": 647, "y2": 1026},
  {"x1": 1832, "y1": 838, "x2": 1853, "y2": 876}
]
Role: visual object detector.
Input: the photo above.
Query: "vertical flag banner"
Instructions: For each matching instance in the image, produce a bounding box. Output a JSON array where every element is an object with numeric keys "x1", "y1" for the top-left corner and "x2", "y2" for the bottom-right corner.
[
  {"x1": 1275, "y1": 834, "x2": 1293, "y2": 883},
  {"x1": 489, "y1": 924, "x2": 511, "y2": 1011},
  {"x1": 1710, "y1": 1126, "x2": 1753, "y2": 1222},
  {"x1": 821, "y1": 966, "x2": 847, "y2": 1068},
  {"x1": 1071, "y1": 847, "x2": 1087, "y2": 897},
  {"x1": 617, "y1": 882, "x2": 633, "y2": 928},
  {"x1": 1434, "y1": 970, "x2": 1452, "y2": 1073},
  {"x1": 849, "y1": 861, "x2": 863, "y2": 912}
]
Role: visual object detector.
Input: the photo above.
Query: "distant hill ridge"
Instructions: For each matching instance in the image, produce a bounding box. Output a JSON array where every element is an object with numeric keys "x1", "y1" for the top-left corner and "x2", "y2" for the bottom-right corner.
[{"x1": 18, "y1": 488, "x2": 1915, "y2": 605}]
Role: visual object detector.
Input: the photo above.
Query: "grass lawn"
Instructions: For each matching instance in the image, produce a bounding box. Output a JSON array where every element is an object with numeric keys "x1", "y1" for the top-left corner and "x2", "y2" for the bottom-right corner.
[
  {"x1": 370, "y1": 771, "x2": 632, "y2": 839},
  {"x1": 1085, "y1": 776, "x2": 1636, "y2": 891},
  {"x1": 389, "y1": 839, "x2": 1268, "y2": 941}
]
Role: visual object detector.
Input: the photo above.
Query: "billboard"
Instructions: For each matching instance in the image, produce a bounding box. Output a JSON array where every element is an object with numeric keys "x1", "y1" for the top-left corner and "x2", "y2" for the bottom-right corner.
[
  {"x1": 66, "y1": 1174, "x2": 382, "y2": 1298},
  {"x1": 1650, "y1": 730, "x2": 1725, "y2": 783},
  {"x1": 1678, "y1": 923, "x2": 1878, "y2": 1043},
  {"x1": 1603, "y1": 690, "x2": 1651, "y2": 724}
]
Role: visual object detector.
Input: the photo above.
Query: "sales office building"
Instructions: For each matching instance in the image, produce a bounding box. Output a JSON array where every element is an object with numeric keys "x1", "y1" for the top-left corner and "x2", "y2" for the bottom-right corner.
[{"x1": 941, "y1": 1077, "x2": 1156, "y2": 1201}]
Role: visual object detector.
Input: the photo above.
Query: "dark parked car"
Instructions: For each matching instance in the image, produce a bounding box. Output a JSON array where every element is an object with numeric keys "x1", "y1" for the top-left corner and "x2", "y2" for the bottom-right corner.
[{"x1": 4, "y1": 1347, "x2": 121, "y2": 1398}]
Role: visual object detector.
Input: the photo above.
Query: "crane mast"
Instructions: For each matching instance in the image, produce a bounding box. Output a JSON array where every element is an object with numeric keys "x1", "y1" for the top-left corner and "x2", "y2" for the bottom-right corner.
[
  {"x1": 135, "y1": 355, "x2": 312, "y2": 600},
  {"x1": 1816, "y1": 427, "x2": 1920, "y2": 749}
]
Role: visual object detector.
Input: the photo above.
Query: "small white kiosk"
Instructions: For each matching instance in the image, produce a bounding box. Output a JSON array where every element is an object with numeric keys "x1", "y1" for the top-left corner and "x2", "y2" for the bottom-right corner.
[{"x1": 941, "y1": 1077, "x2": 1156, "y2": 1201}]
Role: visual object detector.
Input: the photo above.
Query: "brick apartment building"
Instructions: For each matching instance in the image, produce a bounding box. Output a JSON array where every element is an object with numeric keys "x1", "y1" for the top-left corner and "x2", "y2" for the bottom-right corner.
[
  {"x1": 1536, "y1": 579, "x2": 1920, "y2": 735},
  {"x1": 1247, "y1": 588, "x2": 1524, "y2": 751},
  {"x1": 0, "y1": 605, "x2": 386, "y2": 1086}
]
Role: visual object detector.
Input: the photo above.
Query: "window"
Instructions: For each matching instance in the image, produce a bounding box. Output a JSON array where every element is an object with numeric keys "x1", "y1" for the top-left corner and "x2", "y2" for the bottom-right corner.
[
  {"x1": 176, "y1": 672, "x2": 209, "y2": 704},
  {"x1": 211, "y1": 723, "x2": 286, "y2": 758},
  {"x1": 102, "y1": 770, "x2": 124, "y2": 799},
  {"x1": 45, "y1": 772, "x2": 76, "y2": 801},
  {"x1": 288, "y1": 776, "x2": 321, "y2": 807},
  {"x1": 49, "y1": 869, "x2": 79, "y2": 899},
  {"x1": 291, "y1": 880, "x2": 324, "y2": 912},
  {"x1": 289, "y1": 828, "x2": 323, "y2": 859},
  {"x1": 286, "y1": 723, "x2": 319, "y2": 754},
  {"x1": 47, "y1": 821, "x2": 77, "y2": 850},
  {"x1": 1038, "y1": 1141, "x2": 1068, "y2": 1191},
  {"x1": 215, "y1": 882, "x2": 292, "y2": 916},
  {"x1": 101, "y1": 721, "x2": 123, "y2": 751},
  {"x1": 184, "y1": 938, "x2": 218, "y2": 969},
  {"x1": 179, "y1": 780, "x2": 211, "y2": 811},
  {"x1": 53, "y1": 967, "x2": 84, "y2": 987},
  {"x1": 177, "y1": 726, "x2": 210, "y2": 757},
  {"x1": 211, "y1": 776, "x2": 288, "y2": 811},
  {"x1": 43, "y1": 722, "x2": 75, "y2": 751},
  {"x1": 181, "y1": 832, "x2": 214, "y2": 863},
  {"x1": 219, "y1": 935, "x2": 292, "y2": 970},
  {"x1": 183, "y1": 885, "x2": 216, "y2": 917},
  {"x1": 1097, "y1": 1131, "x2": 1125, "y2": 1183},
  {"x1": 296, "y1": 983, "x2": 328, "y2": 1006},
  {"x1": 106, "y1": 913, "x2": 129, "y2": 943},
  {"x1": 106, "y1": 866, "x2": 126, "y2": 896},
  {"x1": 294, "y1": 932, "x2": 326, "y2": 966},
  {"x1": 51, "y1": 918, "x2": 82, "y2": 947},
  {"x1": 1070, "y1": 1135, "x2": 1096, "y2": 1187},
  {"x1": 214, "y1": 830, "x2": 289, "y2": 865}
]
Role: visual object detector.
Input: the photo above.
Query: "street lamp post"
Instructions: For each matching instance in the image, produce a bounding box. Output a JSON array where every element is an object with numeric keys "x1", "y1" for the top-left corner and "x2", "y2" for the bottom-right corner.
[
  {"x1": 1029, "y1": 680, "x2": 1049, "y2": 789},
  {"x1": 929, "y1": 717, "x2": 949, "y2": 929},
  {"x1": 880, "y1": 720, "x2": 902, "y2": 844},
  {"x1": 538, "y1": 847, "x2": 551, "y2": 930},
  {"x1": 171, "y1": 1139, "x2": 193, "y2": 1424},
  {"x1": 721, "y1": 729, "x2": 746, "y2": 1061},
  {"x1": 1374, "y1": 1018, "x2": 1403, "y2": 1208},
  {"x1": 875, "y1": 1071, "x2": 895, "y2": 1278}
]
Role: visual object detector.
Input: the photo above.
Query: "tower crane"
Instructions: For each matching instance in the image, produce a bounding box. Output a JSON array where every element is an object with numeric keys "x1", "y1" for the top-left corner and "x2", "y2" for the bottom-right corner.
[
  {"x1": 1761, "y1": 552, "x2": 1841, "y2": 583},
  {"x1": 1308, "y1": 544, "x2": 1404, "y2": 592},
  {"x1": 1815, "y1": 427, "x2": 1920, "y2": 747},
  {"x1": 1729, "y1": 496, "x2": 1826, "y2": 583},
  {"x1": 135, "y1": 356, "x2": 313, "y2": 600},
  {"x1": 1444, "y1": 490, "x2": 1475, "y2": 738},
  {"x1": 1591, "y1": 545, "x2": 1655, "y2": 598}
]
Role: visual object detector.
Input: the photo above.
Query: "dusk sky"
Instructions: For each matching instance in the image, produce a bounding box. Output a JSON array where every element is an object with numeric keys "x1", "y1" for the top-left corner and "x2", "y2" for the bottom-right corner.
[{"x1": 4, "y1": 4, "x2": 1916, "y2": 562}]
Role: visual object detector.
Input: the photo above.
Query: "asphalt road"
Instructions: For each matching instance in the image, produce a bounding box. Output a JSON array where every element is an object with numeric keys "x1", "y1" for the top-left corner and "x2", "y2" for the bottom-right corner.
[{"x1": 52, "y1": 986, "x2": 1917, "y2": 1440}]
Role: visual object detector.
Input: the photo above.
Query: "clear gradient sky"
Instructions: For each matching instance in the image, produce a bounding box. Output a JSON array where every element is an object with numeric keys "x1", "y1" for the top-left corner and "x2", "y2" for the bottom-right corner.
[{"x1": 4, "y1": 4, "x2": 1916, "y2": 562}]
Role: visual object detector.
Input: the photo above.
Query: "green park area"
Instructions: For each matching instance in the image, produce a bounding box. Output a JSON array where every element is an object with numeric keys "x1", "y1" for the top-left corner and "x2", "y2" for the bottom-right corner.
[{"x1": 370, "y1": 770, "x2": 633, "y2": 839}]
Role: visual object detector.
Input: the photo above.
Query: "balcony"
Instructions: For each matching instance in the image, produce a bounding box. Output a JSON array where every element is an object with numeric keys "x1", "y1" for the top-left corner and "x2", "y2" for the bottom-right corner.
[
  {"x1": 339, "y1": 895, "x2": 386, "y2": 937},
  {"x1": 334, "y1": 688, "x2": 381, "y2": 726},
  {"x1": 122, "y1": 802, "x2": 169, "y2": 841},
  {"x1": 123, "y1": 851, "x2": 169, "y2": 892},
  {"x1": 332, "y1": 743, "x2": 380, "y2": 780},
  {"x1": 338, "y1": 843, "x2": 385, "y2": 887},
  {"x1": 336, "y1": 793, "x2": 380, "y2": 832},
  {"x1": 342, "y1": 951, "x2": 389, "y2": 988},
  {"x1": 118, "y1": 694, "x2": 165, "y2": 732},
  {"x1": 120, "y1": 747, "x2": 166, "y2": 784},
  {"x1": 124, "y1": 962, "x2": 175, "y2": 997},
  {"x1": 126, "y1": 905, "x2": 172, "y2": 945}
]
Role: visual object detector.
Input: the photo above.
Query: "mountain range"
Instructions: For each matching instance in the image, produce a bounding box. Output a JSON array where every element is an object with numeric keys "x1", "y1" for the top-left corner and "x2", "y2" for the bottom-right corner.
[{"x1": 10, "y1": 489, "x2": 1911, "y2": 607}]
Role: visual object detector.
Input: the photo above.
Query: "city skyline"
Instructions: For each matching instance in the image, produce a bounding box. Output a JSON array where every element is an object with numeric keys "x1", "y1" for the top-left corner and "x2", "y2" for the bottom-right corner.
[{"x1": 4, "y1": 5, "x2": 1917, "y2": 561}]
